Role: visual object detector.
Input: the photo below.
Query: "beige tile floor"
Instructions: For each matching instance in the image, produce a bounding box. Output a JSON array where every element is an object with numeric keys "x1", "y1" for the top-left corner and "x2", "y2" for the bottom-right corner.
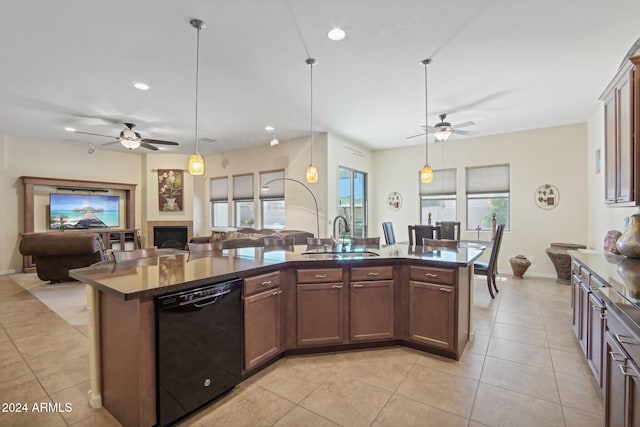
[{"x1": 0, "y1": 273, "x2": 604, "y2": 426}]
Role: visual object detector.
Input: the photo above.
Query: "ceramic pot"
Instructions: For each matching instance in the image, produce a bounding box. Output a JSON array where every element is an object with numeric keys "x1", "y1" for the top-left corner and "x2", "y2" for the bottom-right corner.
[
  {"x1": 510, "y1": 255, "x2": 531, "y2": 279},
  {"x1": 617, "y1": 257, "x2": 640, "y2": 299},
  {"x1": 617, "y1": 214, "x2": 640, "y2": 258},
  {"x1": 604, "y1": 230, "x2": 622, "y2": 254}
]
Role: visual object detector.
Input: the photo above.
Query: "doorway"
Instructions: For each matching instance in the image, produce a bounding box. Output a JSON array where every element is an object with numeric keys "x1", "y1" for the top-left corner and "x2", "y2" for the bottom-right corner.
[{"x1": 337, "y1": 166, "x2": 368, "y2": 238}]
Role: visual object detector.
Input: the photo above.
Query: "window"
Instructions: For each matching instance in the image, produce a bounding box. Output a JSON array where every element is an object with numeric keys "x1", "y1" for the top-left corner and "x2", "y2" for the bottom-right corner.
[
  {"x1": 260, "y1": 170, "x2": 285, "y2": 230},
  {"x1": 233, "y1": 174, "x2": 254, "y2": 227},
  {"x1": 210, "y1": 177, "x2": 229, "y2": 227},
  {"x1": 419, "y1": 168, "x2": 456, "y2": 224},
  {"x1": 338, "y1": 167, "x2": 368, "y2": 237},
  {"x1": 466, "y1": 164, "x2": 510, "y2": 231}
]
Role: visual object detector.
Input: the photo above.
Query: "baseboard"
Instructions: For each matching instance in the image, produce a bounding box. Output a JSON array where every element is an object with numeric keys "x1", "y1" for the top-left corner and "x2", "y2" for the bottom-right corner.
[{"x1": 0, "y1": 269, "x2": 18, "y2": 276}]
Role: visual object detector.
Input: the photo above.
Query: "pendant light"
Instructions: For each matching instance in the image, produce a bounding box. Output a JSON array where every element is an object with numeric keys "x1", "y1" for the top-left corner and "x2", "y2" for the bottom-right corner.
[
  {"x1": 188, "y1": 19, "x2": 205, "y2": 176},
  {"x1": 420, "y1": 58, "x2": 433, "y2": 183},
  {"x1": 305, "y1": 57, "x2": 318, "y2": 183}
]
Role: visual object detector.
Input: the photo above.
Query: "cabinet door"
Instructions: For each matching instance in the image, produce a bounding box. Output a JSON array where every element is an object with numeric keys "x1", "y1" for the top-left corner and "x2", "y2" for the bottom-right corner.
[
  {"x1": 350, "y1": 280, "x2": 394, "y2": 342},
  {"x1": 579, "y1": 282, "x2": 590, "y2": 355},
  {"x1": 603, "y1": 91, "x2": 618, "y2": 204},
  {"x1": 587, "y1": 293, "x2": 605, "y2": 386},
  {"x1": 617, "y1": 79, "x2": 633, "y2": 203},
  {"x1": 626, "y1": 360, "x2": 640, "y2": 427},
  {"x1": 244, "y1": 288, "x2": 282, "y2": 371},
  {"x1": 572, "y1": 273, "x2": 582, "y2": 340},
  {"x1": 605, "y1": 332, "x2": 627, "y2": 427},
  {"x1": 409, "y1": 281, "x2": 455, "y2": 351},
  {"x1": 297, "y1": 283, "x2": 345, "y2": 346}
]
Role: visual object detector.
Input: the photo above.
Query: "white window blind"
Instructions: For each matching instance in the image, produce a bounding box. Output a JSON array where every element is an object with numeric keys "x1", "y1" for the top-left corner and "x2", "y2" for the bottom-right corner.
[
  {"x1": 259, "y1": 170, "x2": 285, "y2": 199},
  {"x1": 209, "y1": 177, "x2": 228, "y2": 201},
  {"x1": 233, "y1": 174, "x2": 254, "y2": 200},
  {"x1": 466, "y1": 164, "x2": 510, "y2": 194},
  {"x1": 420, "y1": 168, "x2": 456, "y2": 196}
]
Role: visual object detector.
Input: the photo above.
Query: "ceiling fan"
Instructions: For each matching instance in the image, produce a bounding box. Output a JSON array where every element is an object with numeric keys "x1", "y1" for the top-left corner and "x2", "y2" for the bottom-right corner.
[
  {"x1": 71, "y1": 123, "x2": 179, "y2": 151},
  {"x1": 407, "y1": 113, "x2": 477, "y2": 141}
]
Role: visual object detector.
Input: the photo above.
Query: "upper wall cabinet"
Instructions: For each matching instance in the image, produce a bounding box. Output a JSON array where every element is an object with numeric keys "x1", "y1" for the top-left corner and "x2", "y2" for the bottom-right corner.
[{"x1": 600, "y1": 55, "x2": 640, "y2": 206}]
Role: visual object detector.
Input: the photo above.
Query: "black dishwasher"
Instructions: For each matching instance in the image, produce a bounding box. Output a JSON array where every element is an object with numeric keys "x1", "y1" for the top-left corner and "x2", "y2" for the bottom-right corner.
[{"x1": 155, "y1": 278, "x2": 243, "y2": 426}]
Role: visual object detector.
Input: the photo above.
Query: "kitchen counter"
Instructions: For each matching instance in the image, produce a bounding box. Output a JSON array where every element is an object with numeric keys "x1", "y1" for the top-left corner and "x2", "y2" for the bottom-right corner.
[
  {"x1": 70, "y1": 243, "x2": 485, "y2": 300},
  {"x1": 570, "y1": 250, "x2": 640, "y2": 335}
]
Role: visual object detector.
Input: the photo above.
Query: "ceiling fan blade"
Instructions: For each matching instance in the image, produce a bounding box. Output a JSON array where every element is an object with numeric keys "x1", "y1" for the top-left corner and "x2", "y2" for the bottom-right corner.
[
  {"x1": 101, "y1": 139, "x2": 120, "y2": 146},
  {"x1": 406, "y1": 133, "x2": 426, "y2": 139},
  {"x1": 141, "y1": 139, "x2": 179, "y2": 146},
  {"x1": 452, "y1": 129, "x2": 478, "y2": 136},
  {"x1": 140, "y1": 142, "x2": 160, "y2": 151},
  {"x1": 451, "y1": 121, "x2": 476, "y2": 129},
  {"x1": 74, "y1": 130, "x2": 116, "y2": 139}
]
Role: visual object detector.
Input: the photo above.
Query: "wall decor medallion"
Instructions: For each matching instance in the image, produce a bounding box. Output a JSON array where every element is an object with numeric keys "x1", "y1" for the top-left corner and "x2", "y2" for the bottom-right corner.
[
  {"x1": 535, "y1": 184, "x2": 559, "y2": 209},
  {"x1": 386, "y1": 192, "x2": 402, "y2": 211},
  {"x1": 158, "y1": 169, "x2": 184, "y2": 211}
]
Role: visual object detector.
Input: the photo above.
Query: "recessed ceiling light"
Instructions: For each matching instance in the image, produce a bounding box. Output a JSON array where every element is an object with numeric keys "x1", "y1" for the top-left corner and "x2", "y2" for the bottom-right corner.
[
  {"x1": 64, "y1": 127, "x2": 76, "y2": 132},
  {"x1": 134, "y1": 82, "x2": 150, "y2": 90},
  {"x1": 327, "y1": 28, "x2": 346, "y2": 41},
  {"x1": 265, "y1": 125, "x2": 275, "y2": 132}
]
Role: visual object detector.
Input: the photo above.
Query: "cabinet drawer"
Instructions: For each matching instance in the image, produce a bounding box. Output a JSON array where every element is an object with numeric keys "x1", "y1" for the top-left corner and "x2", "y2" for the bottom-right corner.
[
  {"x1": 607, "y1": 307, "x2": 640, "y2": 364},
  {"x1": 297, "y1": 268, "x2": 343, "y2": 283},
  {"x1": 245, "y1": 271, "x2": 280, "y2": 296},
  {"x1": 350, "y1": 266, "x2": 393, "y2": 282},
  {"x1": 410, "y1": 266, "x2": 455, "y2": 285},
  {"x1": 590, "y1": 275, "x2": 605, "y2": 290},
  {"x1": 579, "y1": 266, "x2": 590, "y2": 282}
]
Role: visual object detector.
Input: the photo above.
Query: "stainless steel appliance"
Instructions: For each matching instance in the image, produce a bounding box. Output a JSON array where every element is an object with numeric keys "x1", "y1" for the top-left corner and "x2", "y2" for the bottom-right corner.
[{"x1": 155, "y1": 278, "x2": 243, "y2": 426}]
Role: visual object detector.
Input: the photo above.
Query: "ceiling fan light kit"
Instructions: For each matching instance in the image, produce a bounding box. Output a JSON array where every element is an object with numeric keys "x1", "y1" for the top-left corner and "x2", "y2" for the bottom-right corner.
[{"x1": 188, "y1": 18, "x2": 206, "y2": 176}]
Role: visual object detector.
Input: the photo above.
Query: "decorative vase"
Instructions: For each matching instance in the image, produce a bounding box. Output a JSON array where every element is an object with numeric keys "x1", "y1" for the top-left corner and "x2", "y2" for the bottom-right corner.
[
  {"x1": 509, "y1": 255, "x2": 531, "y2": 279},
  {"x1": 617, "y1": 214, "x2": 640, "y2": 258},
  {"x1": 617, "y1": 257, "x2": 640, "y2": 299},
  {"x1": 604, "y1": 230, "x2": 622, "y2": 254}
]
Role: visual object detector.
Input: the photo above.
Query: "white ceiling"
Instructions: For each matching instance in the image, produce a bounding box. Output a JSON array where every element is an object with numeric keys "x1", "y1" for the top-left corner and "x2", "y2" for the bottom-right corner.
[{"x1": 1, "y1": 0, "x2": 639, "y2": 155}]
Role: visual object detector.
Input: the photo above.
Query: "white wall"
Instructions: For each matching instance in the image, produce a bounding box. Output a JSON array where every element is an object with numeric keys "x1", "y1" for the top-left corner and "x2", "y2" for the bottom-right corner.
[
  {"x1": 198, "y1": 134, "x2": 329, "y2": 238},
  {"x1": 372, "y1": 123, "x2": 589, "y2": 277},
  {"x1": 586, "y1": 105, "x2": 638, "y2": 248},
  {"x1": 1, "y1": 134, "x2": 143, "y2": 273}
]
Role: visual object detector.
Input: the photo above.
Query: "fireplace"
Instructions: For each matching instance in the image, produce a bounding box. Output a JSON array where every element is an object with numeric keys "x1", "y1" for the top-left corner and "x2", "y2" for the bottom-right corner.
[{"x1": 153, "y1": 226, "x2": 188, "y2": 249}]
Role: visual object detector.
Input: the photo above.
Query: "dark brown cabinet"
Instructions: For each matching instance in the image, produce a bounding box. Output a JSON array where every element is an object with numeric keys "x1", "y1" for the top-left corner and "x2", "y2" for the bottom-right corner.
[
  {"x1": 587, "y1": 292, "x2": 606, "y2": 386},
  {"x1": 296, "y1": 268, "x2": 345, "y2": 346},
  {"x1": 350, "y1": 266, "x2": 394, "y2": 342},
  {"x1": 604, "y1": 308, "x2": 640, "y2": 427},
  {"x1": 243, "y1": 272, "x2": 283, "y2": 371},
  {"x1": 408, "y1": 266, "x2": 456, "y2": 351},
  {"x1": 600, "y1": 55, "x2": 640, "y2": 206}
]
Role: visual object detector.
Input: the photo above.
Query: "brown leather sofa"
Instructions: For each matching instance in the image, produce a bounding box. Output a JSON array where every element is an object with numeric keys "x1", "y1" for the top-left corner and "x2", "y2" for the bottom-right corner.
[{"x1": 19, "y1": 232, "x2": 108, "y2": 283}]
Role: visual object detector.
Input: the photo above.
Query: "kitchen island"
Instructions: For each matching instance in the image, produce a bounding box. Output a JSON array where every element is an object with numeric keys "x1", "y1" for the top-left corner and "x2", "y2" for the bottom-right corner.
[{"x1": 71, "y1": 243, "x2": 484, "y2": 427}]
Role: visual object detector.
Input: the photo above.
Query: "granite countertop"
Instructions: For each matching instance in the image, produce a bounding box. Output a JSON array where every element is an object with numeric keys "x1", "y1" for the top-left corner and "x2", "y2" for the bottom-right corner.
[
  {"x1": 70, "y1": 243, "x2": 485, "y2": 300},
  {"x1": 570, "y1": 250, "x2": 640, "y2": 335}
]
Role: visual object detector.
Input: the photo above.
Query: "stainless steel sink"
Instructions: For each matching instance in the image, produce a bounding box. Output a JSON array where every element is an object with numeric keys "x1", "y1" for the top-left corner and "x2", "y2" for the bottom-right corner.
[{"x1": 301, "y1": 251, "x2": 379, "y2": 260}]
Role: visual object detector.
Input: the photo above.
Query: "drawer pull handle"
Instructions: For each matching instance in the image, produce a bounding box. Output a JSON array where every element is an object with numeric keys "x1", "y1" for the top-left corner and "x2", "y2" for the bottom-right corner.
[
  {"x1": 261, "y1": 280, "x2": 272, "y2": 286},
  {"x1": 620, "y1": 364, "x2": 638, "y2": 377},
  {"x1": 332, "y1": 285, "x2": 343, "y2": 289},
  {"x1": 315, "y1": 274, "x2": 327, "y2": 278},
  {"x1": 367, "y1": 272, "x2": 379, "y2": 276},
  {"x1": 439, "y1": 288, "x2": 453, "y2": 293},
  {"x1": 353, "y1": 284, "x2": 364, "y2": 288},
  {"x1": 425, "y1": 273, "x2": 438, "y2": 278},
  {"x1": 615, "y1": 333, "x2": 637, "y2": 345},
  {"x1": 610, "y1": 351, "x2": 626, "y2": 363},
  {"x1": 272, "y1": 290, "x2": 282, "y2": 296},
  {"x1": 591, "y1": 304, "x2": 603, "y2": 312},
  {"x1": 600, "y1": 312, "x2": 606, "y2": 320}
]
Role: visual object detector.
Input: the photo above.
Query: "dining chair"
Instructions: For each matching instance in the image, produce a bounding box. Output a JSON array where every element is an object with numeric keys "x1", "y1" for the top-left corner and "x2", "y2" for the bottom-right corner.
[
  {"x1": 350, "y1": 236, "x2": 380, "y2": 248},
  {"x1": 382, "y1": 222, "x2": 396, "y2": 245},
  {"x1": 408, "y1": 225, "x2": 441, "y2": 245},
  {"x1": 112, "y1": 247, "x2": 160, "y2": 263},
  {"x1": 422, "y1": 238, "x2": 458, "y2": 248},
  {"x1": 436, "y1": 221, "x2": 461, "y2": 241},
  {"x1": 474, "y1": 224, "x2": 505, "y2": 298}
]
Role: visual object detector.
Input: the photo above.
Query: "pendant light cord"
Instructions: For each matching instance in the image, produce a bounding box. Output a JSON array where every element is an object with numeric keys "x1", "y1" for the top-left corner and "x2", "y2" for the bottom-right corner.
[
  {"x1": 423, "y1": 59, "x2": 430, "y2": 165},
  {"x1": 307, "y1": 58, "x2": 316, "y2": 165},
  {"x1": 194, "y1": 22, "x2": 201, "y2": 155}
]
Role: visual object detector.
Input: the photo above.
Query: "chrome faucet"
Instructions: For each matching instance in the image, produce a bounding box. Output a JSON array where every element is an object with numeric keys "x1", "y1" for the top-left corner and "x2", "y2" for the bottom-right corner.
[{"x1": 333, "y1": 215, "x2": 351, "y2": 241}]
